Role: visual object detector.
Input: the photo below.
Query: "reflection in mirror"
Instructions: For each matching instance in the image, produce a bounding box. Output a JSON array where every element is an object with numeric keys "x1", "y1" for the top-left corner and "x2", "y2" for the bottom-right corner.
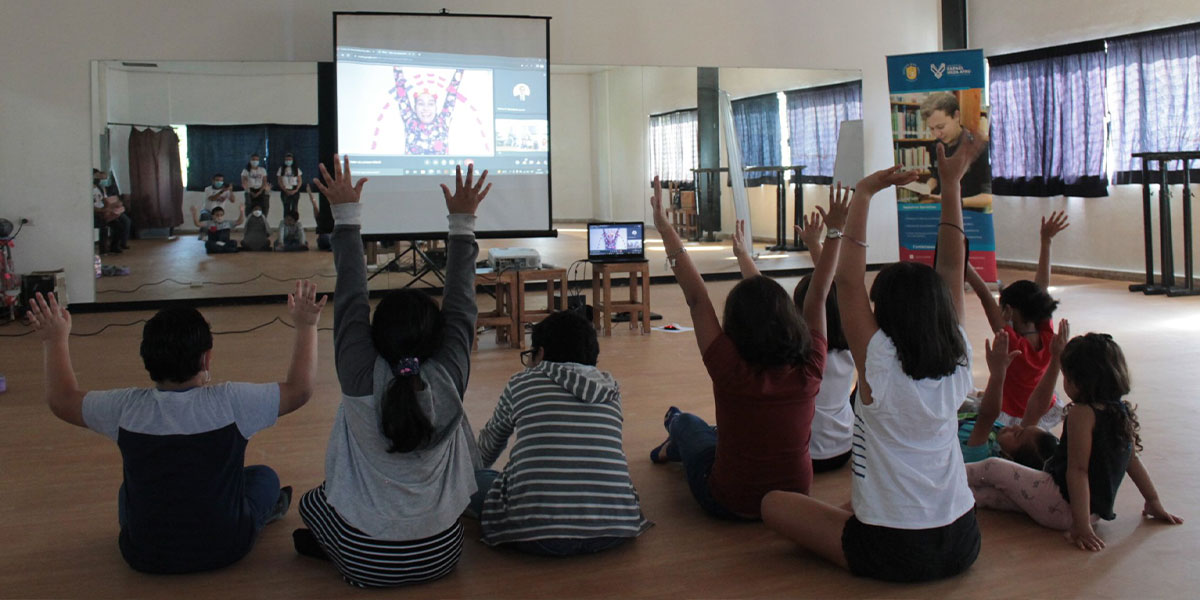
[{"x1": 91, "y1": 62, "x2": 862, "y2": 303}]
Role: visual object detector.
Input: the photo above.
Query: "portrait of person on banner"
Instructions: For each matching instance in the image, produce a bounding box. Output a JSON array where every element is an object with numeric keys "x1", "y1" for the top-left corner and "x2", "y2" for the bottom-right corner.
[{"x1": 890, "y1": 89, "x2": 993, "y2": 213}]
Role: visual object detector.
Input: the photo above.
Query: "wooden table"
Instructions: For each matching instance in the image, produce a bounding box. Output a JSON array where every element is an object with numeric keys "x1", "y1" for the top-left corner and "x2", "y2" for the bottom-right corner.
[
  {"x1": 474, "y1": 270, "x2": 518, "y2": 349},
  {"x1": 591, "y1": 261, "x2": 651, "y2": 336},
  {"x1": 513, "y1": 267, "x2": 569, "y2": 348}
]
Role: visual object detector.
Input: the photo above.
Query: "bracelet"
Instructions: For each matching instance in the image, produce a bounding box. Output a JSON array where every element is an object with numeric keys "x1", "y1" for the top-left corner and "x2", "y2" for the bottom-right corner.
[
  {"x1": 939, "y1": 222, "x2": 967, "y2": 236},
  {"x1": 841, "y1": 235, "x2": 868, "y2": 248},
  {"x1": 665, "y1": 247, "x2": 687, "y2": 268}
]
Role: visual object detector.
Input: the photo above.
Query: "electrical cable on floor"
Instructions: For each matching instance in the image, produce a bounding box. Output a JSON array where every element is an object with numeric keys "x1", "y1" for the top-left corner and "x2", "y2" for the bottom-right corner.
[
  {"x1": 97, "y1": 271, "x2": 337, "y2": 294},
  {"x1": 0, "y1": 315, "x2": 333, "y2": 338}
]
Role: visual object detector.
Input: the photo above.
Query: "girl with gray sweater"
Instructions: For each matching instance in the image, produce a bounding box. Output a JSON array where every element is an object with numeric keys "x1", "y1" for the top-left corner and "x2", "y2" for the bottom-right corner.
[{"x1": 293, "y1": 157, "x2": 491, "y2": 588}]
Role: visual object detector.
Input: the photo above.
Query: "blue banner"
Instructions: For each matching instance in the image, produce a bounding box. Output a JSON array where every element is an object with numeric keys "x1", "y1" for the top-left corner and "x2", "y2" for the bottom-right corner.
[{"x1": 887, "y1": 49, "x2": 985, "y2": 94}]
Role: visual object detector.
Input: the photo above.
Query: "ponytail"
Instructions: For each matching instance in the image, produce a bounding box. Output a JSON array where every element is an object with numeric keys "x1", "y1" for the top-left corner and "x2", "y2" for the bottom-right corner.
[{"x1": 381, "y1": 369, "x2": 434, "y2": 453}]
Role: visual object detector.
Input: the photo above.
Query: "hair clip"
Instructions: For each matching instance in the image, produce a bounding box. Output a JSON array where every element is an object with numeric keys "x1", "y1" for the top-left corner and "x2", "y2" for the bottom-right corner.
[{"x1": 392, "y1": 357, "x2": 421, "y2": 377}]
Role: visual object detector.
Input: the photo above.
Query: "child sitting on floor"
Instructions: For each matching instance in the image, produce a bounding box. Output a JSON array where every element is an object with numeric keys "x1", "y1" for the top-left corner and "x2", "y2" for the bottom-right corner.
[
  {"x1": 967, "y1": 331, "x2": 1183, "y2": 551},
  {"x1": 191, "y1": 204, "x2": 242, "y2": 254},
  {"x1": 761, "y1": 136, "x2": 985, "y2": 582},
  {"x1": 647, "y1": 179, "x2": 844, "y2": 520},
  {"x1": 275, "y1": 210, "x2": 308, "y2": 252},
  {"x1": 241, "y1": 207, "x2": 273, "y2": 251},
  {"x1": 966, "y1": 211, "x2": 1069, "y2": 429},
  {"x1": 26, "y1": 283, "x2": 324, "y2": 574},
  {"x1": 470, "y1": 311, "x2": 649, "y2": 556}
]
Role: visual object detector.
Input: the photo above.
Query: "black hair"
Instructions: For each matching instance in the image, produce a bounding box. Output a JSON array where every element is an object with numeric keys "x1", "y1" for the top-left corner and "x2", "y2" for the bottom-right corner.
[
  {"x1": 212, "y1": 173, "x2": 225, "y2": 181},
  {"x1": 793, "y1": 275, "x2": 848, "y2": 351},
  {"x1": 530, "y1": 311, "x2": 599, "y2": 366},
  {"x1": 140, "y1": 307, "x2": 213, "y2": 383},
  {"x1": 245, "y1": 153, "x2": 261, "y2": 172},
  {"x1": 372, "y1": 289, "x2": 444, "y2": 453},
  {"x1": 723, "y1": 275, "x2": 811, "y2": 368},
  {"x1": 281, "y1": 152, "x2": 297, "y2": 176},
  {"x1": 211, "y1": 206, "x2": 225, "y2": 216},
  {"x1": 869, "y1": 261, "x2": 967, "y2": 379},
  {"x1": 1008, "y1": 430, "x2": 1059, "y2": 469},
  {"x1": 1060, "y1": 333, "x2": 1142, "y2": 452},
  {"x1": 999, "y1": 279, "x2": 1059, "y2": 323},
  {"x1": 286, "y1": 210, "x2": 300, "y2": 221}
]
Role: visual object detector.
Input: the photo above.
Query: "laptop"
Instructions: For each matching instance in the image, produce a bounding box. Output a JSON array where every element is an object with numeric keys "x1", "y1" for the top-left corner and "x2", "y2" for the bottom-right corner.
[{"x1": 587, "y1": 222, "x2": 645, "y2": 263}]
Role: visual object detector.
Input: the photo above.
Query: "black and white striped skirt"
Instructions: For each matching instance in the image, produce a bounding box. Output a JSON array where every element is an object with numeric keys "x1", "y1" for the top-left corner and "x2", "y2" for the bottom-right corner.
[{"x1": 298, "y1": 484, "x2": 464, "y2": 588}]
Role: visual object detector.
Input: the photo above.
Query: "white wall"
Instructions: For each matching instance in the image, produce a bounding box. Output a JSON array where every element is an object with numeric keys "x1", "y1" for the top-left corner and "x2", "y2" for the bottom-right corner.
[
  {"x1": 0, "y1": 0, "x2": 939, "y2": 303},
  {"x1": 548, "y1": 73, "x2": 593, "y2": 220},
  {"x1": 969, "y1": 0, "x2": 1200, "y2": 275}
]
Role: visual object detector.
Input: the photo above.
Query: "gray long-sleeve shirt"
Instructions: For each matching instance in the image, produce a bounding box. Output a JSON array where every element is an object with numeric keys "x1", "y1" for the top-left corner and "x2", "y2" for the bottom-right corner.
[{"x1": 322, "y1": 202, "x2": 481, "y2": 540}]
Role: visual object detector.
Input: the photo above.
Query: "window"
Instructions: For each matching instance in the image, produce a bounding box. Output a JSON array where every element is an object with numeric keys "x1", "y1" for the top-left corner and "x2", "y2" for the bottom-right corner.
[
  {"x1": 785, "y1": 81, "x2": 863, "y2": 182},
  {"x1": 731, "y1": 93, "x2": 782, "y2": 186},
  {"x1": 649, "y1": 109, "x2": 698, "y2": 185},
  {"x1": 988, "y1": 47, "x2": 1109, "y2": 197},
  {"x1": 1107, "y1": 25, "x2": 1200, "y2": 184},
  {"x1": 183, "y1": 124, "x2": 319, "y2": 191}
]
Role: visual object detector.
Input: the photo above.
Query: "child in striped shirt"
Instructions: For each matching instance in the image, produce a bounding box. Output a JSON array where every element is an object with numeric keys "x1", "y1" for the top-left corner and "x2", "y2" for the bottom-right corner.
[{"x1": 470, "y1": 311, "x2": 650, "y2": 556}]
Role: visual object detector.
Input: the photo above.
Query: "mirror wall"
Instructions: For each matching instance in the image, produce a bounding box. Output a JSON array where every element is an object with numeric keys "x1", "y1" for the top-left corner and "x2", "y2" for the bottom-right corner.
[{"x1": 91, "y1": 61, "x2": 861, "y2": 303}]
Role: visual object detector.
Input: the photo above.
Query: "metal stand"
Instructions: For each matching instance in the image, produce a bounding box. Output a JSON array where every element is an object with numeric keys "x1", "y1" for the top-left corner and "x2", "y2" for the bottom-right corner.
[
  {"x1": 745, "y1": 165, "x2": 806, "y2": 251},
  {"x1": 368, "y1": 241, "x2": 446, "y2": 288},
  {"x1": 1129, "y1": 151, "x2": 1200, "y2": 297}
]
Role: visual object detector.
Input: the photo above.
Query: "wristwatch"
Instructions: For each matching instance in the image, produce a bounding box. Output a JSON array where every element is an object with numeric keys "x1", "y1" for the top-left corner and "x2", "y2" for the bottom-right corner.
[{"x1": 826, "y1": 227, "x2": 844, "y2": 240}]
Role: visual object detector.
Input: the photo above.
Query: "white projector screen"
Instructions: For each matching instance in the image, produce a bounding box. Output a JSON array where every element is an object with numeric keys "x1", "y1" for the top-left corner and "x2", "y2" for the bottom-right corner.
[{"x1": 335, "y1": 12, "x2": 552, "y2": 238}]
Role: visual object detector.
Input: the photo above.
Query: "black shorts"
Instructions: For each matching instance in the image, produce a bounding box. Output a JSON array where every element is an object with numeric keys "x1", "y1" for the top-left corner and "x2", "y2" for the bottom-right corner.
[{"x1": 841, "y1": 507, "x2": 980, "y2": 583}]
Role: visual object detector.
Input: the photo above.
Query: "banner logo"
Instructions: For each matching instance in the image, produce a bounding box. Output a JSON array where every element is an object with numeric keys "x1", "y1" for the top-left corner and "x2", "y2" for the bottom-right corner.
[
  {"x1": 931, "y1": 63, "x2": 947, "y2": 79},
  {"x1": 904, "y1": 63, "x2": 919, "y2": 81}
]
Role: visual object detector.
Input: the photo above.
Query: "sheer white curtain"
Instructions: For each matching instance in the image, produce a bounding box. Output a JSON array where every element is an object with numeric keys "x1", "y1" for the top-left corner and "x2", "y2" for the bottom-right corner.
[{"x1": 649, "y1": 109, "x2": 698, "y2": 184}]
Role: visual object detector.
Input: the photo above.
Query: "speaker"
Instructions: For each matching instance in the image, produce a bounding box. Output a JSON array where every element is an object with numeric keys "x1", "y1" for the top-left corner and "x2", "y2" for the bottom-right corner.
[{"x1": 19, "y1": 273, "x2": 59, "y2": 317}]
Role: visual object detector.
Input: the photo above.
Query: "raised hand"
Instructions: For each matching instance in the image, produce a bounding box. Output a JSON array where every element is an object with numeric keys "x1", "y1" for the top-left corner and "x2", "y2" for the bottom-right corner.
[
  {"x1": 1143, "y1": 499, "x2": 1184, "y2": 524},
  {"x1": 313, "y1": 154, "x2": 368, "y2": 205},
  {"x1": 1041, "y1": 210, "x2": 1070, "y2": 242},
  {"x1": 650, "y1": 176, "x2": 670, "y2": 231},
  {"x1": 440, "y1": 164, "x2": 491, "y2": 215},
  {"x1": 796, "y1": 210, "x2": 824, "y2": 249},
  {"x1": 936, "y1": 129, "x2": 986, "y2": 185},
  {"x1": 985, "y1": 331, "x2": 1022, "y2": 374},
  {"x1": 818, "y1": 181, "x2": 852, "y2": 232},
  {"x1": 1050, "y1": 319, "x2": 1070, "y2": 358},
  {"x1": 288, "y1": 280, "x2": 327, "y2": 327},
  {"x1": 855, "y1": 165, "x2": 921, "y2": 197},
  {"x1": 26, "y1": 292, "x2": 71, "y2": 343},
  {"x1": 732, "y1": 219, "x2": 751, "y2": 258}
]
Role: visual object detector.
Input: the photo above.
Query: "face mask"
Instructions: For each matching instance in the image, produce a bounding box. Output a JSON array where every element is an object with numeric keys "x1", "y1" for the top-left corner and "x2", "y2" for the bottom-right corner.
[
  {"x1": 250, "y1": 160, "x2": 260, "y2": 168},
  {"x1": 285, "y1": 160, "x2": 293, "y2": 167},
  {"x1": 252, "y1": 210, "x2": 263, "y2": 218},
  {"x1": 99, "y1": 179, "x2": 110, "y2": 187},
  {"x1": 213, "y1": 181, "x2": 223, "y2": 188}
]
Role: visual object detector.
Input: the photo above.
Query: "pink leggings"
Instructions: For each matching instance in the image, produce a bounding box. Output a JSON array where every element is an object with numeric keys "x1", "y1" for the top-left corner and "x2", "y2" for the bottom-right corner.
[{"x1": 965, "y1": 457, "x2": 1074, "y2": 530}]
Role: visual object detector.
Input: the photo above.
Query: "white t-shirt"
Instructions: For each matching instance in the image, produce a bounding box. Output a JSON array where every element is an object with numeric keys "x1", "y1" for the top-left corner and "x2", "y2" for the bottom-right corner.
[
  {"x1": 809, "y1": 348, "x2": 856, "y2": 460},
  {"x1": 242, "y1": 167, "x2": 267, "y2": 189},
  {"x1": 91, "y1": 186, "x2": 105, "y2": 209},
  {"x1": 276, "y1": 166, "x2": 302, "y2": 190},
  {"x1": 203, "y1": 186, "x2": 233, "y2": 212},
  {"x1": 850, "y1": 327, "x2": 975, "y2": 529}
]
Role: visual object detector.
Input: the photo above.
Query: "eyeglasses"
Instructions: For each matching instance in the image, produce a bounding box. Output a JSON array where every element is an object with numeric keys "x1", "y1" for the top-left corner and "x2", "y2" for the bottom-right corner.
[{"x1": 520, "y1": 349, "x2": 537, "y2": 367}]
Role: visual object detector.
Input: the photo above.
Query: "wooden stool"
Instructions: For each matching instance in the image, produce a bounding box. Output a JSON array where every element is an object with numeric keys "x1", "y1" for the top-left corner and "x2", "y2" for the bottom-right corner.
[
  {"x1": 591, "y1": 261, "x2": 651, "y2": 336},
  {"x1": 474, "y1": 270, "x2": 519, "y2": 350},
  {"x1": 513, "y1": 268, "x2": 569, "y2": 349}
]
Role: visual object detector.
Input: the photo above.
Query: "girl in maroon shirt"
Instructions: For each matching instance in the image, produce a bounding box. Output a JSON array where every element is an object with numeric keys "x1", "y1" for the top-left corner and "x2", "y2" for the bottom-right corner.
[{"x1": 647, "y1": 178, "x2": 847, "y2": 519}]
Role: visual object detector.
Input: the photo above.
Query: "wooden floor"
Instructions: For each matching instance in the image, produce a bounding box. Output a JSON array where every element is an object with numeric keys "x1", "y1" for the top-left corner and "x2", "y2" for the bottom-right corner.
[
  {"x1": 93, "y1": 224, "x2": 813, "y2": 303},
  {"x1": 3, "y1": 268, "x2": 1199, "y2": 598}
]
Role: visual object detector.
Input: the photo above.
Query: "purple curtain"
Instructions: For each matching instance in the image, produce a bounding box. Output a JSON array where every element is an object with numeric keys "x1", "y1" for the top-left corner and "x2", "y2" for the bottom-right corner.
[
  {"x1": 988, "y1": 50, "x2": 1109, "y2": 197},
  {"x1": 128, "y1": 128, "x2": 184, "y2": 229},
  {"x1": 1108, "y1": 25, "x2": 1200, "y2": 184},
  {"x1": 785, "y1": 81, "x2": 862, "y2": 182}
]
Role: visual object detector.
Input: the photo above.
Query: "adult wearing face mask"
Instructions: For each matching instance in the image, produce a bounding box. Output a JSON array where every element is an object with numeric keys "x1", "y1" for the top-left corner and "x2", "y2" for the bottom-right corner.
[
  {"x1": 920, "y1": 92, "x2": 992, "y2": 206},
  {"x1": 241, "y1": 206, "x2": 273, "y2": 252},
  {"x1": 242, "y1": 153, "x2": 272, "y2": 217},
  {"x1": 276, "y1": 153, "x2": 303, "y2": 217}
]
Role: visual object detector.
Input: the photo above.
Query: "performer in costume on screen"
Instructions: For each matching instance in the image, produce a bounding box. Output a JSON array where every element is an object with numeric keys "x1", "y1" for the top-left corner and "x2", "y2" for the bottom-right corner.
[{"x1": 392, "y1": 67, "x2": 465, "y2": 155}]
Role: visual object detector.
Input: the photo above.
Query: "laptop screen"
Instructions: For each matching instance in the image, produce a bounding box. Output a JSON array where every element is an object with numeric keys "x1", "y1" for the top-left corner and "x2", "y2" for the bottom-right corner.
[{"x1": 588, "y1": 222, "x2": 645, "y2": 262}]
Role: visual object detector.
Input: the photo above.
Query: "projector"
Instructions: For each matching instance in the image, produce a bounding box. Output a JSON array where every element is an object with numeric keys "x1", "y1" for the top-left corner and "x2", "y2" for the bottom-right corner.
[{"x1": 488, "y1": 248, "x2": 541, "y2": 271}]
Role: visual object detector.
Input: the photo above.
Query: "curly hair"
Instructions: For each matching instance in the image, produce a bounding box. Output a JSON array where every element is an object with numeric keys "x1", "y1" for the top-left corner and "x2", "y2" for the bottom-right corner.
[{"x1": 1060, "y1": 333, "x2": 1142, "y2": 452}]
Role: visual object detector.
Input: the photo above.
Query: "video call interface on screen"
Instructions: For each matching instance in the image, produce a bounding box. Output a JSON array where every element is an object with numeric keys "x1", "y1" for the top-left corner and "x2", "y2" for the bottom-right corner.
[
  {"x1": 588, "y1": 223, "x2": 645, "y2": 258},
  {"x1": 336, "y1": 46, "x2": 548, "y2": 178}
]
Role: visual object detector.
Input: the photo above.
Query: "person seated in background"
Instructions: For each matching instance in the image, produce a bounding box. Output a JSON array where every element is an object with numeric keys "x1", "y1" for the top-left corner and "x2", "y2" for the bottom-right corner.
[
  {"x1": 191, "y1": 205, "x2": 242, "y2": 254},
  {"x1": 469, "y1": 311, "x2": 649, "y2": 556},
  {"x1": 960, "y1": 326, "x2": 1066, "y2": 467},
  {"x1": 24, "y1": 283, "x2": 325, "y2": 574},
  {"x1": 92, "y1": 169, "x2": 130, "y2": 254},
  {"x1": 275, "y1": 210, "x2": 308, "y2": 252},
  {"x1": 241, "y1": 207, "x2": 273, "y2": 251}
]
